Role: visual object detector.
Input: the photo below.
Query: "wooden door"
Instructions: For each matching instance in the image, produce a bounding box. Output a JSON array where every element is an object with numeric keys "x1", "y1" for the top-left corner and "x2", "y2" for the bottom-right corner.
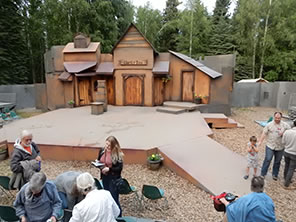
[
  {"x1": 182, "y1": 71, "x2": 194, "y2": 101},
  {"x1": 124, "y1": 76, "x2": 143, "y2": 105},
  {"x1": 106, "y1": 78, "x2": 115, "y2": 105},
  {"x1": 154, "y1": 78, "x2": 164, "y2": 106},
  {"x1": 78, "y1": 78, "x2": 91, "y2": 105}
]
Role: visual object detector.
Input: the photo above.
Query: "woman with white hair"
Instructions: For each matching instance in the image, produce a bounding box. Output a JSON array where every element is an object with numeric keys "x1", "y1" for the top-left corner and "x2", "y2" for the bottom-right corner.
[
  {"x1": 69, "y1": 172, "x2": 120, "y2": 222},
  {"x1": 10, "y1": 130, "x2": 42, "y2": 188},
  {"x1": 14, "y1": 172, "x2": 62, "y2": 222},
  {"x1": 97, "y1": 136, "x2": 124, "y2": 216}
]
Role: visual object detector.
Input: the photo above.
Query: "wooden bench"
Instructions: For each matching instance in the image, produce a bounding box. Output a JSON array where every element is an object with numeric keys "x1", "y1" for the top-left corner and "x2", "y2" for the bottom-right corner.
[{"x1": 90, "y1": 102, "x2": 104, "y2": 115}]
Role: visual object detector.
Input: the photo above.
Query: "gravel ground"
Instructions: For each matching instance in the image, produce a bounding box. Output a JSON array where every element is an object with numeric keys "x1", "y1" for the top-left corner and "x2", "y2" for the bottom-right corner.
[
  {"x1": 1, "y1": 107, "x2": 295, "y2": 222},
  {"x1": 212, "y1": 107, "x2": 296, "y2": 222}
]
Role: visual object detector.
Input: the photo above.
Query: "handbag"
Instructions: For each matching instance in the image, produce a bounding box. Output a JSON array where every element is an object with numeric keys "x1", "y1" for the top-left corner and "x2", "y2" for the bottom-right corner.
[{"x1": 113, "y1": 177, "x2": 127, "y2": 193}]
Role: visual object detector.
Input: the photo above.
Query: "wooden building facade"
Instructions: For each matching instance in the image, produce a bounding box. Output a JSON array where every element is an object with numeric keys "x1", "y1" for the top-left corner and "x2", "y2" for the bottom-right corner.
[{"x1": 45, "y1": 24, "x2": 224, "y2": 109}]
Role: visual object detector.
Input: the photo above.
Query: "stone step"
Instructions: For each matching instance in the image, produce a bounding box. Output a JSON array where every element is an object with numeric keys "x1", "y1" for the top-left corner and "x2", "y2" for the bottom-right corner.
[{"x1": 156, "y1": 107, "x2": 186, "y2": 114}]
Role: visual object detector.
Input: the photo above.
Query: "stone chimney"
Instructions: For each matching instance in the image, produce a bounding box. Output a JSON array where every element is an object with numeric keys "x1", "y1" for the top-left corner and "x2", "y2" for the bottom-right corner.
[{"x1": 74, "y1": 34, "x2": 90, "y2": 48}]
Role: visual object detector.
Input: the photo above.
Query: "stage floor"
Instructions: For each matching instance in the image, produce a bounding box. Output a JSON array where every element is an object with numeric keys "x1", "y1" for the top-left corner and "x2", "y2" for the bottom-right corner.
[
  {"x1": 0, "y1": 106, "x2": 212, "y2": 148},
  {"x1": 0, "y1": 106, "x2": 251, "y2": 195}
]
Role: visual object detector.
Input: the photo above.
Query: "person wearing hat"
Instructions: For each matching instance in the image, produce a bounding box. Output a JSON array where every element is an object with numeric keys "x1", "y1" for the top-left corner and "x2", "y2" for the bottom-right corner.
[
  {"x1": 69, "y1": 172, "x2": 120, "y2": 222},
  {"x1": 14, "y1": 172, "x2": 62, "y2": 222}
]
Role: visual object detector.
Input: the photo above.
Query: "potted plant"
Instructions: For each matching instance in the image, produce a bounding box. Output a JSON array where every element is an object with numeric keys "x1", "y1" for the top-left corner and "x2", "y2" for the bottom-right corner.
[
  {"x1": 194, "y1": 93, "x2": 202, "y2": 104},
  {"x1": 0, "y1": 144, "x2": 8, "y2": 161},
  {"x1": 68, "y1": 100, "x2": 75, "y2": 108},
  {"x1": 147, "y1": 153, "x2": 164, "y2": 170}
]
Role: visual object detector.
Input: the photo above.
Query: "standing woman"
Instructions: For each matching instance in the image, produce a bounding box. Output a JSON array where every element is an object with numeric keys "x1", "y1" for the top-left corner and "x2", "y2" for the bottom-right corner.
[{"x1": 98, "y1": 136, "x2": 124, "y2": 216}]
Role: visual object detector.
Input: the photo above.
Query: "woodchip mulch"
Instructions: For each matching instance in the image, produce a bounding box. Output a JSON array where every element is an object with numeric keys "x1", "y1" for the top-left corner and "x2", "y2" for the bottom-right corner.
[{"x1": 0, "y1": 107, "x2": 295, "y2": 222}]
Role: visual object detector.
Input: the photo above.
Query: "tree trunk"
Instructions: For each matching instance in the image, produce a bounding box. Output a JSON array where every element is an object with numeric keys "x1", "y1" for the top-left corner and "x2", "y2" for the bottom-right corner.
[{"x1": 259, "y1": 0, "x2": 272, "y2": 79}]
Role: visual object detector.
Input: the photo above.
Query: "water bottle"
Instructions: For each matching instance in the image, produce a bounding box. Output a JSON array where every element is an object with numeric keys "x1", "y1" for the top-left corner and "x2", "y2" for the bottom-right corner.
[{"x1": 46, "y1": 219, "x2": 52, "y2": 222}]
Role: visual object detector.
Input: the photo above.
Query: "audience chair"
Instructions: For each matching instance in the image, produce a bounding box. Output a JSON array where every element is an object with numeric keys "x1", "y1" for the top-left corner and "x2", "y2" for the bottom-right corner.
[
  {"x1": 94, "y1": 178, "x2": 103, "y2": 190},
  {"x1": 118, "y1": 178, "x2": 141, "y2": 209},
  {"x1": 0, "y1": 205, "x2": 19, "y2": 222},
  {"x1": 141, "y1": 185, "x2": 168, "y2": 210},
  {"x1": 0, "y1": 176, "x2": 13, "y2": 199},
  {"x1": 116, "y1": 216, "x2": 137, "y2": 222}
]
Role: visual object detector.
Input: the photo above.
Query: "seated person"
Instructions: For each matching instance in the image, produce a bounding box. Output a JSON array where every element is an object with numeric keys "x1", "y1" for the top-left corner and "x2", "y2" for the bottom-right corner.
[
  {"x1": 54, "y1": 171, "x2": 84, "y2": 210},
  {"x1": 220, "y1": 176, "x2": 276, "y2": 222},
  {"x1": 10, "y1": 130, "x2": 42, "y2": 189},
  {"x1": 14, "y1": 172, "x2": 62, "y2": 222},
  {"x1": 69, "y1": 172, "x2": 120, "y2": 222}
]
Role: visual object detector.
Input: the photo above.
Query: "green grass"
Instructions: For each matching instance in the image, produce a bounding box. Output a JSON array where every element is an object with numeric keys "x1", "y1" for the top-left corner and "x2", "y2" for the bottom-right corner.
[{"x1": 16, "y1": 110, "x2": 44, "y2": 119}]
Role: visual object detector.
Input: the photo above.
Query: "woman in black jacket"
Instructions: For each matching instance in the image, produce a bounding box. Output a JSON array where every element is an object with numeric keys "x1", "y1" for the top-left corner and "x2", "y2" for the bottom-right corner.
[{"x1": 97, "y1": 136, "x2": 124, "y2": 216}]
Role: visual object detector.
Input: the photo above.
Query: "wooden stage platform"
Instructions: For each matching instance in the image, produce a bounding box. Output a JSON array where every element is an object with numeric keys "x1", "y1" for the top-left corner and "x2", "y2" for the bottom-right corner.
[{"x1": 0, "y1": 106, "x2": 250, "y2": 195}]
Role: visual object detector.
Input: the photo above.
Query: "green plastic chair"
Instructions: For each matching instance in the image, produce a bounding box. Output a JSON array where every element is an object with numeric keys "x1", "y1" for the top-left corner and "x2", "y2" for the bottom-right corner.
[
  {"x1": 94, "y1": 178, "x2": 103, "y2": 190},
  {"x1": 141, "y1": 185, "x2": 168, "y2": 209},
  {"x1": 0, "y1": 176, "x2": 13, "y2": 199},
  {"x1": 117, "y1": 179, "x2": 141, "y2": 210},
  {"x1": 0, "y1": 205, "x2": 19, "y2": 222},
  {"x1": 116, "y1": 216, "x2": 137, "y2": 222}
]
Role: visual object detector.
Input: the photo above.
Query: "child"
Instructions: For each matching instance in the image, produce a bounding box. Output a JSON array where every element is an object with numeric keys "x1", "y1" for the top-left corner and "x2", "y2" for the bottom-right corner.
[{"x1": 244, "y1": 136, "x2": 259, "y2": 179}]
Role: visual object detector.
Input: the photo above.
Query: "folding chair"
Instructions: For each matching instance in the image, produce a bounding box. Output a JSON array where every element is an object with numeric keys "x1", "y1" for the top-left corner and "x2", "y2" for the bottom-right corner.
[
  {"x1": 0, "y1": 176, "x2": 13, "y2": 199},
  {"x1": 141, "y1": 185, "x2": 168, "y2": 210},
  {"x1": 94, "y1": 178, "x2": 103, "y2": 190},
  {"x1": 0, "y1": 205, "x2": 19, "y2": 222},
  {"x1": 117, "y1": 179, "x2": 141, "y2": 210}
]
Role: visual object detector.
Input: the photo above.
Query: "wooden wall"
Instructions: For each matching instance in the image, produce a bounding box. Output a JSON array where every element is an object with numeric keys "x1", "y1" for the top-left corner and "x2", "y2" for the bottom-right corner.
[
  {"x1": 114, "y1": 69, "x2": 153, "y2": 106},
  {"x1": 46, "y1": 73, "x2": 74, "y2": 110},
  {"x1": 168, "y1": 55, "x2": 211, "y2": 103}
]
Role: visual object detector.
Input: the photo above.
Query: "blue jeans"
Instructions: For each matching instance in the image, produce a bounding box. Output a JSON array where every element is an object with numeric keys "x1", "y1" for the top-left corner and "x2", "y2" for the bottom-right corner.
[
  {"x1": 102, "y1": 174, "x2": 122, "y2": 217},
  {"x1": 283, "y1": 151, "x2": 296, "y2": 187},
  {"x1": 58, "y1": 192, "x2": 68, "y2": 209},
  {"x1": 261, "y1": 146, "x2": 284, "y2": 177}
]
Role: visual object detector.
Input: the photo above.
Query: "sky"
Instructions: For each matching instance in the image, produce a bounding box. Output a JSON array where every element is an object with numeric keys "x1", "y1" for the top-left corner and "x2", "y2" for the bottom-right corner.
[{"x1": 131, "y1": 0, "x2": 236, "y2": 14}]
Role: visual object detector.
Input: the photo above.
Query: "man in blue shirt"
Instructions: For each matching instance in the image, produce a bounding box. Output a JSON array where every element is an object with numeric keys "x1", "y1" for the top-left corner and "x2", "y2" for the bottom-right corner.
[
  {"x1": 14, "y1": 172, "x2": 62, "y2": 222},
  {"x1": 220, "y1": 176, "x2": 276, "y2": 222}
]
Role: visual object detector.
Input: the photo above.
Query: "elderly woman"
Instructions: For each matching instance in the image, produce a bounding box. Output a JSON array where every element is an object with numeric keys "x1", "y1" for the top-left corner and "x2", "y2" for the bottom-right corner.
[
  {"x1": 10, "y1": 130, "x2": 42, "y2": 188},
  {"x1": 54, "y1": 171, "x2": 84, "y2": 210},
  {"x1": 70, "y1": 172, "x2": 120, "y2": 222},
  {"x1": 14, "y1": 172, "x2": 62, "y2": 222},
  {"x1": 97, "y1": 136, "x2": 124, "y2": 216}
]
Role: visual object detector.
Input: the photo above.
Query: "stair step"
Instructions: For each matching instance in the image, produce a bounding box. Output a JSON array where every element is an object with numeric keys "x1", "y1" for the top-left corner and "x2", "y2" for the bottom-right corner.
[
  {"x1": 202, "y1": 113, "x2": 229, "y2": 124},
  {"x1": 156, "y1": 107, "x2": 186, "y2": 114},
  {"x1": 163, "y1": 101, "x2": 198, "y2": 111}
]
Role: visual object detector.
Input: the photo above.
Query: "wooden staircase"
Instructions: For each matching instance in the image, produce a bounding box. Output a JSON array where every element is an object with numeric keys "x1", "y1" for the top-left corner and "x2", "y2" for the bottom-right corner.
[{"x1": 202, "y1": 113, "x2": 242, "y2": 129}]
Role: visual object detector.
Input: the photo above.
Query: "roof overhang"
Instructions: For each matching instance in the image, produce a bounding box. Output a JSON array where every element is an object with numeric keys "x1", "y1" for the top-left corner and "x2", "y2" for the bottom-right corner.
[
  {"x1": 152, "y1": 61, "x2": 170, "y2": 76},
  {"x1": 64, "y1": 61, "x2": 97, "y2": 73},
  {"x1": 96, "y1": 62, "x2": 114, "y2": 75},
  {"x1": 58, "y1": 72, "x2": 73, "y2": 82},
  {"x1": 169, "y1": 51, "x2": 222, "y2": 78}
]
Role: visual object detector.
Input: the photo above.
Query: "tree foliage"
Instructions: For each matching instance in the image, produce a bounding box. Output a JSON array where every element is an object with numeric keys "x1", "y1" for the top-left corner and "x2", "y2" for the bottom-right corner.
[{"x1": 1, "y1": 0, "x2": 296, "y2": 84}]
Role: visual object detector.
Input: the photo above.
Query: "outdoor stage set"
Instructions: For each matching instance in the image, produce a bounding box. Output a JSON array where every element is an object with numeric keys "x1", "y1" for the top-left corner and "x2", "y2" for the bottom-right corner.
[{"x1": 1, "y1": 23, "x2": 249, "y2": 196}]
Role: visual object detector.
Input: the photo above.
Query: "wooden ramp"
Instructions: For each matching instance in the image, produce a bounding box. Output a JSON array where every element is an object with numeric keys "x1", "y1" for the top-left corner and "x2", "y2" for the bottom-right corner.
[
  {"x1": 159, "y1": 136, "x2": 251, "y2": 196},
  {"x1": 202, "y1": 113, "x2": 242, "y2": 129}
]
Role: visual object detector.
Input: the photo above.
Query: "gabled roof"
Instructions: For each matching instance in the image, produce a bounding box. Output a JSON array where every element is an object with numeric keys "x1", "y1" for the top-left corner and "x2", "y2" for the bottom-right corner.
[
  {"x1": 169, "y1": 51, "x2": 222, "y2": 79},
  {"x1": 111, "y1": 23, "x2": 158, "y2": 54}
]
